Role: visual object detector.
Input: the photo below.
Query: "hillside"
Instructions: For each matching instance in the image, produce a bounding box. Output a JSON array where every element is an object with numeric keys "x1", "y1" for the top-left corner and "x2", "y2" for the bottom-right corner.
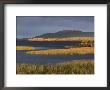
[{"x1": 34, "y1": 30, "x2": 94, "y2": 38}]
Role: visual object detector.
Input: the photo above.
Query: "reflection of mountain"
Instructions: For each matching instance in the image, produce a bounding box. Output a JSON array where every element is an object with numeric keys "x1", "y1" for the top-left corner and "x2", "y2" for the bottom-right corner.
[{"x1": 34, "y1": 30, "x2": 94, "y2": 38}]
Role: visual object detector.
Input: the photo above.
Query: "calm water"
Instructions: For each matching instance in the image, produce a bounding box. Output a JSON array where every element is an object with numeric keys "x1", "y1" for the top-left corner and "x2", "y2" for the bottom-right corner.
[
  {"x1": 17, "y1": 40, "x2": 81, "y2": 47},
  {"x1": 17, "y1": 41, "x2": 94, "y2": 65},
  {"x1": 16, "y1": 46, "x2": 94, "y2": 65}
]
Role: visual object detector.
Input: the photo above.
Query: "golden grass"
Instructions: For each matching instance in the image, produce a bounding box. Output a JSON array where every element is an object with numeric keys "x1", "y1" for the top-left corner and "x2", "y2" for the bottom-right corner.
[
  {"x1": 26, "y1": 47, "x2": 94, "y2": 55},
  {"x1": 16, "y1": 60, "x2": 94, "y2": 74},
  {"x1": 16, "y1": 46, "x2": 35, "y2": 51},
  {"x1": 28, "y1": 37, "x2": 94, "y2": 42}
]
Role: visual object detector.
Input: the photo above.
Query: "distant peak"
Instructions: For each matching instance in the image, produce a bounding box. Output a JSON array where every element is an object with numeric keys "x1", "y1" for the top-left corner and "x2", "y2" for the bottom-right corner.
[{"x1": 56, "y1": 30, "x2": 82, "y2": 33}]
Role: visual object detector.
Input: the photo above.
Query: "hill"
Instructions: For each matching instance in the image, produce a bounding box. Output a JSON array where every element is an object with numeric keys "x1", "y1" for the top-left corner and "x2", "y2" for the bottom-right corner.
[{"x1": 34, "y1": 30, "x2": 94, "y2": 38}]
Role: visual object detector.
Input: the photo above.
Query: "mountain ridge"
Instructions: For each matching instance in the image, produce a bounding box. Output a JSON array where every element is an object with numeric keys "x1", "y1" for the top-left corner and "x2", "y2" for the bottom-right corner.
[{"x1": 34, "y1": 30, "x2": 94, "y2": 38}]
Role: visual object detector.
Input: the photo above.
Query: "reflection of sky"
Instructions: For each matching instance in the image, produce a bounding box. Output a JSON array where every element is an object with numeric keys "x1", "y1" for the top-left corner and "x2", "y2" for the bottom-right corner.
[{"x1": 16, "y1": 16, "x2": 94, "y2": 39}]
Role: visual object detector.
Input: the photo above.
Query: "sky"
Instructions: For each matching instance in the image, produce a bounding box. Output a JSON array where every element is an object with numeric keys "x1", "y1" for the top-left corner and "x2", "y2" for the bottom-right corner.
[{"x1": 16, "y1": 16, "x2": 94, "y2": 39}]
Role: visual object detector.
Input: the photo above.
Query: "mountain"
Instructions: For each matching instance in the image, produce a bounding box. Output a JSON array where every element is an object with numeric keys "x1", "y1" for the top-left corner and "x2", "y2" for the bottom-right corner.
[{"x1": 34, "y1": 30, "x2": 94, "y2": 38}]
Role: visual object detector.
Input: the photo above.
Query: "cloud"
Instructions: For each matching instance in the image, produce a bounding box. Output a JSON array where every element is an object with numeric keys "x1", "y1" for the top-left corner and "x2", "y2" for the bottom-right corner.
[{"x1": 16, "y1": 16, "x2": 94, "y2": 38}]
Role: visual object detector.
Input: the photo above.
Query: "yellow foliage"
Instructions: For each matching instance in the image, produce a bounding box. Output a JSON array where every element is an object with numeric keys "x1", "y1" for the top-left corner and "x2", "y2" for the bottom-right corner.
[
  {"x1": 28, "y1": 37, "x2": 94, "y2": 42},
  {"x1": 16, "y1": 60, "x2": 94, "y2": 74},
  {"x1": 26, "y1": 47, "x2": 94, "y2": 55},
  {"x1": 16, "y1": 46, "x2": 35, "y2": 50}
]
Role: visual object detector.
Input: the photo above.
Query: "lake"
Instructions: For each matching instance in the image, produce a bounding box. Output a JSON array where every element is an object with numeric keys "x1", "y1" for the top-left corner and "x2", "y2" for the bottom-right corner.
[
  {"x1": 17, "y1": 50, "x2": 94, "y2": 65},
  {"x1": 17, "y1": 40, "x2": 81, "y2": 47},
  {"x1": 16, "y1": 47, "x2": 94, "y2": 65},
  {"x1": 16, "y1": 41, "x2": 94, "y2": 65}
]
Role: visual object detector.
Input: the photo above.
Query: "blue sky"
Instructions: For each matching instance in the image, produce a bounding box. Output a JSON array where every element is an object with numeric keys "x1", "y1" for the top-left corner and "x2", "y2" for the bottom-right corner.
[{"x1": 16, "y1": 16, "x2": 94, "y2": 39}]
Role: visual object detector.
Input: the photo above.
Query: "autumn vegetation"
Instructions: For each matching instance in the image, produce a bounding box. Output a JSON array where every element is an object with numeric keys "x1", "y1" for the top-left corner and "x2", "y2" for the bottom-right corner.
[
  {"x1": 28, "y1": 37, "x2": 94, "y2": 42},
  {"x1": 16, "y1": 60, "x2": 94, "y2": 74},
  {"x1": 26, "y1": 47, "x2": 94, "y2": 55},
  {"x1": 16, "y1": 46, "x2": 35, "y2": 50}
]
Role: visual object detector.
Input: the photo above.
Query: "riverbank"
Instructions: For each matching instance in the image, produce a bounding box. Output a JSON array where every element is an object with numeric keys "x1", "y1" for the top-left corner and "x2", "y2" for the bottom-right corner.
[
  {"x1": 16, "y1": 46, "x2": 35, "y2": 50},
  {"x1": 28, "y1": 37, "x2": 94, "y2": 42},
  {"x1": 26, "y1": 47, "x2": 94, "y2": 55}
]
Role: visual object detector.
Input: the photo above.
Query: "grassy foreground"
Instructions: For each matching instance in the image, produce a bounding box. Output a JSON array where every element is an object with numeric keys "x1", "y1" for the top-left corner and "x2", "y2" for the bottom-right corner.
[
  {"x1": 16, "y1": 60, "x2": 94, "y2": 74},
  {"x1": 16, "y1": 46, "x2": 35, "y2": 50},
  {"x1": 26, "y1": 47, "x2": 94, "y2": 55}
]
